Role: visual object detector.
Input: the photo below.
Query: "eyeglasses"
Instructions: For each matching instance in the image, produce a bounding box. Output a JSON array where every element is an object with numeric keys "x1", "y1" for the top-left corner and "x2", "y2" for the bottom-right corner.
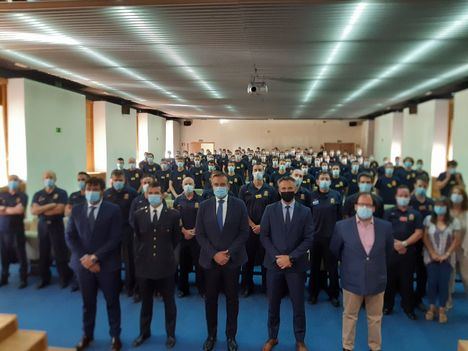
[{"x1": 356, "y1": 204, "x2": 373, "y2": 208}]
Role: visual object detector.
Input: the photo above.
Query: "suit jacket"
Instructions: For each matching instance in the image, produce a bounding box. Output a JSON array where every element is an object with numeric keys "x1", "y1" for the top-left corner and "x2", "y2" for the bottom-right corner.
[
  {"x1": 133, "y1": 205, "x2": 181, "y2": 280},
  {"x1": 260, "y1": 201, "x2": 314, "y2": 272},
  {"x1": 65, "y1": 201, "x2": 122, "y2": 272},
  {"x1": 330, "y1": 216, "x2": 394, "y2": 296},
  {"x1": 195, "y1": 196, "x2": 249, "y2": 269}
]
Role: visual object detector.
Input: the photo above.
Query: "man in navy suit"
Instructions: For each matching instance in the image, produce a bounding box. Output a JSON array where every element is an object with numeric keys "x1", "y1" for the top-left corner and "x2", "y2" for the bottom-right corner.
[
  {"x1": 195, "y1": 171, "x2": 249, "y2": 351},
  {"x1": 260, "y1": 175, "x2": 314, "y2": 351},
  {"x1": 330, "y1": 192, "x2": 393, "y2": 351},
  {"x1": 65, "y1": 177, "x2": 123, "y2": 351}
]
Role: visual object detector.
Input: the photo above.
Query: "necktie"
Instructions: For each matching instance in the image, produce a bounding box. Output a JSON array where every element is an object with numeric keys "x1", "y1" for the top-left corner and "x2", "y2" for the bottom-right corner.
[
  {"x1": 285, "y1": 205, "x2": 291, "y2": 227},
  {"x1": 217, "y1": 199, "x2": 225, "y2": 231},
  {"x1": 152, "y1": 208, "x2": 159, "y2": 225},
  {"x1": 88, "y1": 206, "x2": 96, "y2": 232}
]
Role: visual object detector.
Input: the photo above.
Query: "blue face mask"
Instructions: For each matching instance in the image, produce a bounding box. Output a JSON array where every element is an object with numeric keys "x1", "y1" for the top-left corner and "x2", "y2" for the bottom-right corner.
[
  {"x1": 177, "y1": 162, "x2": 184, "y2": 168},
  {"x1": 183, "y1": 184, "x2": 194, "y2": 193},
  {"x1": 208, "y1": 165, "x2": 216, "y2": 172},
  {"x1": 449, "y1": 168, "x2": 457, "y2": 175},
  {"x1": 213, "y1": 186, "x2": 228, "y2": 199},
  {"x1": 332, "y1": 169, "x2": 340, "y2": 177},
  {"x1": 321, "y1": 165, "x2": 328, "y2": 172},
  {"x1": 385, "y1": 168, "x2": 394, "y2": 176},
  {"x1": 434, "y1": 206, "x2": 447, "y2": 216},
  {"x1": 113, "y1": 181, "x2": 125, "y2": 191},
  {"x1": 358, "y1": 183, "x2": 372, "y2": 193},
  {"x1": 148, "y1": 194, "x2": 162, "y2": 207},
  {"x1": 396, "y1": 196, "x2": 410, "y2": 207},
  {"x1": 414, "y1": 187, "x2": 426, "y2": 197},
  {"x1": 279, "y1": 165, "x2": 286, "y2": 172},
  {"x1": 228, "y1": 166, "x2": 235, "y2": 173},
  {"x1": 451, "y1": 193, "x2": 463, "y2": 204},
  {"x1": 44, "y1": 178, "x2": 55, "y2": 188},
  {"x1": 293, "y1": 177, "x2": 303, "y2": 188},
  {"x1": 352, "y1": 164, "x2": 360, "y2": 172},
  {"x1": 78, "y1": 180, "x2": 86, "y2": 191},
  {"x1": 356, "y1": 206, "x2": 373, "y2": 220},
  {"x1": 404, "y1": 161, "x2": 413, "y2": 169},
  {"x1": 319, "y1": 180, "x2": 331, "y2": 191},
  {"x1": 8, "y1": 180, "x2": 19, "y2": 191},
  {"x1": 253, "y1": 171, "x2": 264, "y2": 180},
  {"x1": 142, "y1": 184, "x2": 149, "y2": 193},
  {"x1": 85, "y1": 190, "x2": 101, "y2": 204}
]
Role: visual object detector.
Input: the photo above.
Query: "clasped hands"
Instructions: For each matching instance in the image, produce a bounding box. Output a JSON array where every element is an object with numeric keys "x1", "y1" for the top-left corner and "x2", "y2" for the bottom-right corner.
[
  {"x1": 275, "y1": 255, "x2": 292, "y2": 269},
  {"x1": 182, "y1": 227, "x2": 195, "y2": 240},
  {"x1": 214, "y1": 250, "x2": 230, "y2": 266},
  {"x1": 394, "y1": 240, "x2": 407, "y2": 255},
  {"x1": 80, "y1": 254, "x2": 100, "y2": 273}
]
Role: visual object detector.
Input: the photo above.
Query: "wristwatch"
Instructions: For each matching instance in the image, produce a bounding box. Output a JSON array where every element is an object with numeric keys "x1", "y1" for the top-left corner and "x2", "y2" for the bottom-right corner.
[{"x1": 402, "y1": 241, "x2": 408, "y2": 248}]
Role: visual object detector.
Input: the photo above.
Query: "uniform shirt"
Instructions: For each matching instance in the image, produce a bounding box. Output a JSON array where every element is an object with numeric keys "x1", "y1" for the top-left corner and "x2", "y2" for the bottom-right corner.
[
  {"x1": 294, "y1": 186, "x2": 312, "y2": 208},
  {"x1": 150, "y1": 203, "x2": 163, "y2": 222},
  {"x1": 141, "y1": 162, "x2": 160, "y2": 176},
  {"x1": 395, "y1": 168, "x2": 417, "y2": 191},
  {"x1": 239, "y1": 182, "x2": 278, "y2": 224},
  {"x1": 170, "y1": 169, "x2": 191, "y2": 195},
  {"x1": 301, "y1": 174, "x2": 315, "y2": 191},
  {"x1": 375, "y1": 175, "x2": 400, "y2": 205},
  {"x1": 202, "y1": 170, "x2": 215, "y2": 189},
  {"x1": 437, "y1": 171, "x2": 464, "y2": 197},
  {"x1": 0, "y1": 191, "x2": 28, "y2": 232},
  {"x1": 409, "y1": 195, "x2": 434, "y2": 219},
  {"x1": 68, "y1": 191, "x2": 86, "y2": 207},
  {"x1": 383, "y1": 207, "x2": 423, "y2": 249},
  {"x1": 227, "y1": 173, "x2": 244, "y2": 197},
  {"x1": 234, "y1": 161, "x2": 246, "y2": 180},
  {"x1": 154, "y1": 169, "x2": 170, "y2": 193},
  {"x1": 215, "y1": 195, "x2": 229, "y2": 225},
  {"x1": 32, "y1": 187, "x2": 68, "y2": 221},
  {"x1": 415, "y1": 169, "x2": 430, "y2": 180},
  {"x1": 344, "y1": 172, "x2": 360, "y2": 196},
  {"x1": 270, "y1": 171, "x2": 289, "y2": 188},
  {"x1": 330, "y1": 176, "x2": 348, "y2": 196},
  {"x1": 189, "y1": 166, "x2": 204, "y2": 189},
  {"x1": 129, "y1": 193, "x2": 149, "y2": 228},
  {"x1": 103, "y1": 186, "x2": 138, "y2": 226},
  {"x1": 310, "y1": 189, "x2": 342, "y2": 240},
  {"x1": 174, "y1": 192, "x2": 201, "y2": 230},
  {"x1": 342, "y1": 192, "x2": 384, "y2": 219},
  {"x1": 125, "y1": 168, "x2": 143, "y2": 191}
]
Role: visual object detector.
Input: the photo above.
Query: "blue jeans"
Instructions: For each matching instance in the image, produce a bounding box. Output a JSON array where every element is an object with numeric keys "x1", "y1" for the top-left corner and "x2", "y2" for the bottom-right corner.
[{"x1": 426, "y1": 262, "x2": 452, "y2": 306}]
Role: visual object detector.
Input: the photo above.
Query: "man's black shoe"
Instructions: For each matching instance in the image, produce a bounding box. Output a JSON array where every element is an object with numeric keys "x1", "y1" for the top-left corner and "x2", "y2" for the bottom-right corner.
[
  {"x1": 132, "y1": 334, "x2": 150, "y2": 347},
  {"x1": 203, "y1": 336, "x2": 216, "y2": 351},
  {"x1": 227, "y1": 338, "x2": 238, "y2": 351},
  {"x1": 75, "y1": 336, "x2": 93, "y2": 351}
]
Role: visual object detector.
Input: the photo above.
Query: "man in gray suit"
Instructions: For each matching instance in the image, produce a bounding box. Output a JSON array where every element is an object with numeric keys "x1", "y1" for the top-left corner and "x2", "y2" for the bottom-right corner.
[{"x1": 330, "y1": 193, "x2": 393, "y2": 351}]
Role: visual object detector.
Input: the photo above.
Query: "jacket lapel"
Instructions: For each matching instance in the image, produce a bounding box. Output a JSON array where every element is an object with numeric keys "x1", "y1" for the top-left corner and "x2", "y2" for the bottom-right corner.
[
  {"x1": 352, "y1": 217, "x2": 369, "y2": 257},
  {"x1": 368, "y1": 220, "x2": 380, "y2": 256},
  {"x1": 211, "y1": 198, "x2": 222, "y2": 235}
]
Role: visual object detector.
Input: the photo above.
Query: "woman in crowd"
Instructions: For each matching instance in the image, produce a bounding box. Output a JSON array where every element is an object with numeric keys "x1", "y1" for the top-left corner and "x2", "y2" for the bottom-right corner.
[{"x1": 423, "y1": 197, "x2": 461, "y2": 323}]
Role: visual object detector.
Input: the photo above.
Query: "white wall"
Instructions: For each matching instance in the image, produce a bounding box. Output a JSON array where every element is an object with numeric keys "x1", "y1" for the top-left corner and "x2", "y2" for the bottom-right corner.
[
  {"x1": 373, "y1": 112, "x2": 394, "y2": 163},
  {"x1": 7, "y1": 78, "x2": 86, "y2": 195},
  {"x1": 138, "y1": 112, "x2": 166, "y2": 162},
  {"x1": 453, "y1": 89, "x2": 468, "y2": 178},
  {"x1": 179, "y1": 119, "x2": 365, "y2": 152}
]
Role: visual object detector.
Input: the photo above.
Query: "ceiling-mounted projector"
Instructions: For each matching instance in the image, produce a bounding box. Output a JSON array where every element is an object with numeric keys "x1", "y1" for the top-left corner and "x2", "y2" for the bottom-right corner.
[{"x1": 247, "y1": 81, "x2": 268, "y2": 94}]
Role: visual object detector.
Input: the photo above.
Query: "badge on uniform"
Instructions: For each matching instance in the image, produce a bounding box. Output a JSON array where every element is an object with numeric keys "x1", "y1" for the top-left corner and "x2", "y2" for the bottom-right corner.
[
  {"x1": 263, "y1": 191, "x2": 269, "y2": 197},
  {"x1": 195, "y1": 202, "x2": 199, "y2": 209},
  {"x1": 135, "y1": 173, "x2": 139, "y2": 178},
  {"x1": 300, "y1": 194, "x2": 305, "y2": 200},
  {"x1": 387, "y1": 183, "x2": 393, "y2": 188},
  {"x1": 399, "y1": 216, "x2": 408, "y2": 222},
  {"x1": 255, "y1": 194, "x2": 262, "y2": 199},
  {"x1": 330, "y1": 198, "x2": 336, "y2": 204},
  {"x1": 124, "y1": 193, "x2": 129, "y2": 200},
  {"x1": 131, "y1": 177, "x2": 136, "y2": 181},
  {"x1": 234, "y1": 178, "x2": 238, "y2": 183},
  {"x1": 312, "y1": 200, "x2": 319, "y2": 206},
  {"x1": 338, "y1": 182, "x2": 343, "y2": 187},
  {"x1": 392, "y1": 180, "x2": 396, "y2": 186},
  {"x1": 53, "y1": 193, "x2": 58, "y2": 200},
  {"x1": 409, "y1": 214, "x2": 414, "y2": 221},
  {"x1": 177, "y1": 177, "x2": 181, "y2": 180}
]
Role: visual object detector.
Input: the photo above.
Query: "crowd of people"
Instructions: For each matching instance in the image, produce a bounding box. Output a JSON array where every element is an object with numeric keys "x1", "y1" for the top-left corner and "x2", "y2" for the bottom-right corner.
[{"x1": 0, "y1": 146, "x2": 467, "y2": 351}]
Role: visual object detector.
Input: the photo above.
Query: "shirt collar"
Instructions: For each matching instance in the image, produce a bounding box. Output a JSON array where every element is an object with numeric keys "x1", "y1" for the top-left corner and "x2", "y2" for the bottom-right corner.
[
  {"x1": 356, "y1": 215, "x2": 374, "y2": 225},
  {"x1": 281, "y1": 199, "x2": 295, "y2": 208},
  {"x1": 88, "y1": 199, "x2": 103, "y2": 209},
  {"x1": 217, "y1": 194, "x2": 228, "y2": 203}
]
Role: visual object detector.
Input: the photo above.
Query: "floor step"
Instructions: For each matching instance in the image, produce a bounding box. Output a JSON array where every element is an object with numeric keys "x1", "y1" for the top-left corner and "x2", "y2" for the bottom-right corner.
[
  {"x1": 0, "y1": 330, "x2": 47, "y2": 351},
  {"x1": 0, "y1": 315, "x2": 18, "y2": 343}
]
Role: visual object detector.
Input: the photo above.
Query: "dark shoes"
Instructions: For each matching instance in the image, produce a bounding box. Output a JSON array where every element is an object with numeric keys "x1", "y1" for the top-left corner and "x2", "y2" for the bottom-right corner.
[
  {"x1": 405, "y1": 311, "x2": 418, "y2": 320},
  {"x1": 307, "y1": 296, "x2": 317, "y2": 305},
  {"x1": 262, "y1": 338, "x2": 279, "y2": 351},
  {"x1": 383, "y1": 308, "x2": 392, "y2": 315},
  {"x1": 132, "y1": 333, "x2": 150, "y2": 347},
  {"x1": 227, "y1": 338, "x2": 238, "y2": 351},
  {"x1": 166, "y1": 336, "x2": 176, "y2": 349},
  {"x1": 111, "y1": 337, "x2": 122, "y2": 351},
  {"x1": 241, "y1": 287, "x2": 252, "y2": 298},
  {"x1": 36, "y1": 280, "x2": 50, "y2": 289},
  {"x1": 330, "y1": 298, "x2": 340, "y2": 307},
  {"x1": 178, "y1": 291, "x2": 189, "y2": 298},
  {"x1": 75, "y1": 336, "x2": 93, "y2": 351},
  {"x1": 18, "y1": 280, "x2": 27, "y2": 289},
  {"x1": 203, "y1": 336, "x2": 216, "y2": 351}
]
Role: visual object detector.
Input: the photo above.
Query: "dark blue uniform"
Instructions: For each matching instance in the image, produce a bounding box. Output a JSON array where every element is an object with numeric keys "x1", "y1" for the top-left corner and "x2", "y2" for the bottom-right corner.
[
  {"x1": 409, "y1": 195, "x2": 434, "y2": 306},
  {"x1": 395, "y1": 168, "x2": 417, "y2": 191},
  {"x1": 169, "y1": 169, "x2": 190, "y2": 197},
  {"x1": 344, "y1": 172, "x2": 360, "y2": 196},
  {"x1": 125, "y1": 168, "x2": 143, "y2": 191},
  {"x1": 227, "y1": 173, "x2": 244, "y2": 197},
  {"x1": 174, "y1": 192, "x2": 204, "y2": 295},
  {"x1": 375, "y1": 176, "x2": 399, "y2": 205},
  {"x1": 239, "y1": 182, "x2": 278, "y2": 293},
  {"x1": 383, "y1": 207, "x2": 423, "y2": 313},
  {"x1": 294, "y1": 187, "x2": 312, "y2": 208},
  {"x1": 104, "y1": 186, "x2": 139, "y2": 294},
  {"x1": 0, "y1": 191, "x2": 28, "y2": 283},
  {"x1": 308, "y1": 189, "x2": 342, "y2": 301},
  {"x1": 68, "y1": 191, "x2": 86, "y2": 207},
  {"x1": 32, "y1": 187, "x2": 72, "y2": 285},
  {"x1": 141, "y1": 163, "x2": 160, "y2": 177},
  {"x1": 156, "y1": 169, "x2": 171, "y2": 193},
  {"x1": 301, "y1": 175, "x2": 315, "y2": 192},
  {"x1": 437, "y1": 171, "x2": 464, "y2": 197},
  {"x1": 330, "y1": 176, "x2": 348, "y2": 196},
  {"x1": 189, "y1": 166, "x2": 204, "y2": 189}
]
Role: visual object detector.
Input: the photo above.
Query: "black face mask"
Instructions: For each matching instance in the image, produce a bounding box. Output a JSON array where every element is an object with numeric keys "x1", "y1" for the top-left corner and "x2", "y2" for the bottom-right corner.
[{"x1": 279, "y1": 191, "x2": 295, "y2": 202}]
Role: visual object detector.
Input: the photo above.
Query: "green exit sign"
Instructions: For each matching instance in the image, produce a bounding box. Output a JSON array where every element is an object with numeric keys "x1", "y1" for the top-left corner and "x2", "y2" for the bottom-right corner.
[{"x1": 56, "y1": 127, "x2": 62, "y2": 133}]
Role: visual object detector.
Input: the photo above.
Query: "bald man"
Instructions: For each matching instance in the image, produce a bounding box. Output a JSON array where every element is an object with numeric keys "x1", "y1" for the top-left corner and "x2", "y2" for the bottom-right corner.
[{"x1": 31, "y1": 171, "x2": 73, "y2": 289}]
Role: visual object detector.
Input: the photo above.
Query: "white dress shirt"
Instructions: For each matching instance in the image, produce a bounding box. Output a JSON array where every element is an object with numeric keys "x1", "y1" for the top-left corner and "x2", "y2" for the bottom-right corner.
[
  {"x1": 87, "y1": 199, "x2": 103, "y2": 219},
  {"x1": 215, "y1": 195, "x2": 228, "y2": 225},
  {"x1": 281, "y1": 199, "x2": 295, "y2": 222},
  {"x1": 151, "y1": 203, "x2": 163, "y2": 222}
]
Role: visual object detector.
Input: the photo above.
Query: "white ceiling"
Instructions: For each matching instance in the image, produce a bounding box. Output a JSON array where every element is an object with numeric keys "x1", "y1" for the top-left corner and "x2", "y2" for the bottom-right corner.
[{"x1": 0, "y1": 0, "x2": 468, "y2": 119}]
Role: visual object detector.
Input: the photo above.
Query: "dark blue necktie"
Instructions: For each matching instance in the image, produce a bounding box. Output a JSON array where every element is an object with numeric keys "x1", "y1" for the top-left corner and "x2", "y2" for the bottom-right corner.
[
  {"x1": 217, "y1": 199, "x2": 225, "y2": 231},
  {"x1": 285, "y1": 205, "x2": 291, "y2": 227},
  {"x1": 88, "y1": 206, "x2": 96, "y2": 232}
]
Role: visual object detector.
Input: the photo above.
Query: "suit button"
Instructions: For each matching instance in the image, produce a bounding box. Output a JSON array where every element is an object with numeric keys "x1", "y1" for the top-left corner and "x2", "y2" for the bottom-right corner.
[
  {"x1": 153, "y1": 237, "x2": 156, "y2": 241},
  {"x1": 153, "y1": 245, "x2": 156, "y2": 249},
  {"x1": 366, "y1": 257, "x2": 370, "y2": 261},
  {"x1": 153, "y1": 253, "x2": 156, "y2": 257}
]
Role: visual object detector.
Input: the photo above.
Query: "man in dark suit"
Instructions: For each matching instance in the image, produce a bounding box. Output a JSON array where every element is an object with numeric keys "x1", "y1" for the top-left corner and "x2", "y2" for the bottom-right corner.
[
  {"x1": 65, "y1": 177, "x2": 123, "y2": 351},
  {"x1": 330, "y1": 192, "x2": 393, "y2": 351},
  {"x1": 260, "y1": 175, "x2": 314, "y2": 351},
  {"x1": 132, "y1": 181, "x2": 181, "y2": 349},
  {"x1": 195, "y1": 171, "x2": 249, "y2": 351}
]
